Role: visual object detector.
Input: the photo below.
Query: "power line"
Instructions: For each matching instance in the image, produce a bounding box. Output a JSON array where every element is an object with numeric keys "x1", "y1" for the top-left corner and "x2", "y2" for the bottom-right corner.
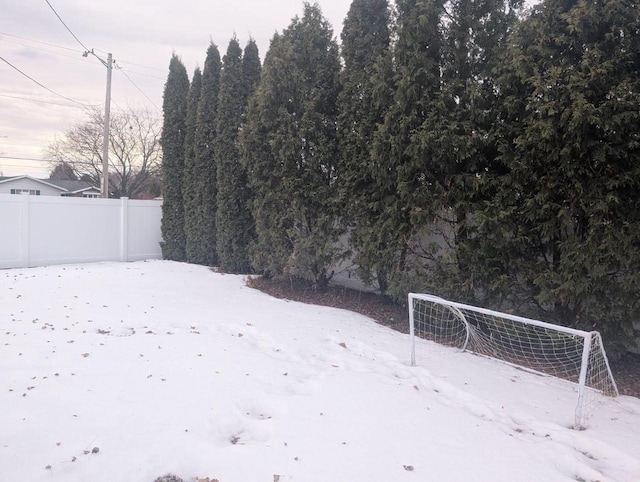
[
  {"x1": 0, "y1": 155, "x2": 96, "y2": 168},
  {"x1": 42, "y1": 1, "x2": 111, "y2": 198},
  {"x1": 42, "y1": 0, "x2": 110, "y2": 70},
  {"x1": 117, "y1": 61, "x2": 165, "y2": 74},
  {"x1": 1, "y1": 91, "x2": 127, "y2": 115},
  {"x1": 93, "y1": 48, "x2": 165, "y2": 72},
  {"x1": 0, "y1": 155, "x2": 56, "y2": 163},
  {"x1": 116, "y1": 68, "x2": 164, "y2": 81},
  {"x1": 44, "y1": 0, "x2": 90, "y2": 52},
  {"x1": 0, "y1": 31, "x2": 82, "y2": 53},
  {"x1": 0, "y1": 163, "x2": 50, "y2": 168},
  {"x1": 0, "y1": 56, "x2": 96, "y2": 107},
  {"x1": 116, "y1": 65, "x2": 160, "y2": 111},
  {"x1": 0, "y1": 92, "x2": 86, "y2": 109},
  {"x1": 0, "y1": 37, "x2": 100, "y2": 65}
]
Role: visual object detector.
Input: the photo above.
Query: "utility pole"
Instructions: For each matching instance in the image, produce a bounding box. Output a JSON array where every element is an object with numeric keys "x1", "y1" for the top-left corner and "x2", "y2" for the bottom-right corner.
[{"x1": 101, "y1": 53, "x2": 113, "y2": 198}]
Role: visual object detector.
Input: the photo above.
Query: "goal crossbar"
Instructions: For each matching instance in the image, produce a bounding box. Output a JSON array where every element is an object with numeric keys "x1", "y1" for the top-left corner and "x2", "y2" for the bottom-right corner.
[{"x1": 408, "y1": 293, "x2": 619, "y2": 429}]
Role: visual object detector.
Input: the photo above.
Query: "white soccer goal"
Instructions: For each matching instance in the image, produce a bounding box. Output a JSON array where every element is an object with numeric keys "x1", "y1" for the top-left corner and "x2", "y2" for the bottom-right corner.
[{"x1": 408, "y1": 293, "x2": 619, "y2": 429}]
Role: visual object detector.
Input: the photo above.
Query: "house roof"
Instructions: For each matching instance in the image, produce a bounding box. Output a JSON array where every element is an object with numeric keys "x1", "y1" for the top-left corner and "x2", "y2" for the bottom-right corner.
[
  {"x1": 47, "y1": 180, "x2": 101, "y2": 194},
  {"x1": 0, "y1": 175, "x2": 100, "y2": 194}
]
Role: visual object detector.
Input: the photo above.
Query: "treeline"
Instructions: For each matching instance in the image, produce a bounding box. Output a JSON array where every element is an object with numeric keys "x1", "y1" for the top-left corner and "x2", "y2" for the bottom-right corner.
[{"x1": 160, "y1": 0, "x2": 640, "y2": 357}]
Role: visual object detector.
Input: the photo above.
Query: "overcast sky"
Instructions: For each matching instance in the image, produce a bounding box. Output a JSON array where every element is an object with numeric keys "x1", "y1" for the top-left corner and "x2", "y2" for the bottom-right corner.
[{"x1": 0, "y1": 0, "x2": 352, "y2": 177}]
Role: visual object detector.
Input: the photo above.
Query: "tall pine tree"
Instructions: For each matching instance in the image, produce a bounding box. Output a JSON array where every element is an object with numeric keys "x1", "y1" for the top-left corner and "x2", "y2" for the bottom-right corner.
[
  {"x1": 407, "y1": 0, "x2": 522, "y2": 300},
  {"x1": 337, "y1": 0, "x2": 394, "y2": 294},
  {"x1": 242, "y1": 39, "x2": 261, "y2": 100},
  {"x1": 369, "y1": 0, "x2": 444, "y2": 298},
  {"x1": 188, "y1": 43, "x2": 221, "y2": 265},
  {"x1": 215, "y1": 37, "x2": 259, "y2": 273},
  {"x1": 183, "y1": 67, "x2": 203, "y2": 263},
  {"x1": 160, "y1": 54, "x2": 189, "y2": 261},
  {"x1": 241, "y1": 3, "x2": 343, "y2": 288},
  {"x1": 487, "y1": 0, "x2": 640, "y2": 356}
]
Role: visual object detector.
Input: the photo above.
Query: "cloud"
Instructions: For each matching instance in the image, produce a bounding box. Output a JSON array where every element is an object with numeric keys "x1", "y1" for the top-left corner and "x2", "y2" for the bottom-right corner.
[{"x1": 0, "y1": 0, "x2": 352, "y2": 177}]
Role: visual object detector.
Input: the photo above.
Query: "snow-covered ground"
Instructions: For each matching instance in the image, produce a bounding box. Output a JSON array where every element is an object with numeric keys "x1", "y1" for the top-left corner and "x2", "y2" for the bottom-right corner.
[{"x1": 1, "y1": 260, "x2": 639, "y2": 482}]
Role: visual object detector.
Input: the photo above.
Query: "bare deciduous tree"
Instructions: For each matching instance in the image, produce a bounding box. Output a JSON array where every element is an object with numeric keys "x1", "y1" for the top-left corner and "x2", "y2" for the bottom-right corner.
[{"x1": 47, "y1": 106, "x2": 162, "y2": 199}]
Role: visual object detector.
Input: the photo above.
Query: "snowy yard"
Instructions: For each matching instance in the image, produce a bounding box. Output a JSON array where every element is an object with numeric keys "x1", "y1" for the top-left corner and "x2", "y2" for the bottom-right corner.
[{"x1": 1, "y1": 260, "x2": 639, "y2": 482}]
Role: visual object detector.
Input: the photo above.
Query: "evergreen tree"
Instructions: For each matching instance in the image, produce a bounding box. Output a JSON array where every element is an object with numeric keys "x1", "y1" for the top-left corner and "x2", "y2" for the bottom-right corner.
[
  {"x1": 337, "y1": 0, "x2": 394, "y2": 294},
  {"x1": 49, "y1": 162, "x2": 77, "y2": 180},
  {"x1": 189, "y1": 44, "x2": 221, "y2": 265},
  {"x1": 241, "y1": 39, "x2": 261, "y2": 101},
  {"x1": 407, "y1": 0, "x2": 522, "y2": 300},
  {"x1": 240, "y1": 36, "x2": 289, "y2": 279},
  {"x1": 487, "y1": 0, "x2": 640, "y2": 356},
  {"x1": 369, "y1": 0, "x2": 444, "y2": 298},
  {"x1": 183, "y1": 67, "x2": 203, "y2": 262},
  {"x1": 215, "y1": 37, "x2": 258, "y2": 273},
  {"x1": 160, "y1": 54, "x2": 189, "y2": 261},
  {"x1": 241, "y1": 3, "x2": 343, "y2": 288}
]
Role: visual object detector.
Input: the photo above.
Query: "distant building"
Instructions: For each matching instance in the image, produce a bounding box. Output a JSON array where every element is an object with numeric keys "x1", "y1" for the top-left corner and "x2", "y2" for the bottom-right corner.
[{"x1": 0, "y1": 175, "x2": 101, "y2": 198}]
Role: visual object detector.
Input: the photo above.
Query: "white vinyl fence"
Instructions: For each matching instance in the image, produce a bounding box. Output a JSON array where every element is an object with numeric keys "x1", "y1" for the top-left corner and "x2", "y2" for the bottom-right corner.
[{"x1": 0, "y1": 193, "x2": 162, "y2": 269}]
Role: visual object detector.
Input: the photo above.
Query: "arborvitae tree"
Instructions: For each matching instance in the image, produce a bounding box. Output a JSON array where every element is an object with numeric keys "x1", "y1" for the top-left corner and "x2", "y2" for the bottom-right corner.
[
  {"x1": 241, "y1": 39, "x2": 261, "y2": 100},
  {"x1": 407, "y1": 0, "x2": 522, "y2": 300},
  {"x1": 337, "y1": 0, "x2": 394, "y2": 294},
  {"x1": 241, "y1": 3, "x2": 343, "y2": 289},
  {"x1": 215, "y1": 37, "x2": 258, "y2": 273},
  {"x1": 369, "y1": 0, "x2": 444, "y2": 298},
  {"x1": 486, "y1": 0, "x2": 640, "y2": 356},
  {"x1": 240, "y1": 36, "x2": 289, "y2": 279},
  {"x1": 183, "y1": 67, "x2": 203, "y2": 262},
  {"x1": 189, "y1": 44, "x2": 221, "y2": 265},
  {"x1": 160, "y1": 54, "x2": 190, "y2": 261}
]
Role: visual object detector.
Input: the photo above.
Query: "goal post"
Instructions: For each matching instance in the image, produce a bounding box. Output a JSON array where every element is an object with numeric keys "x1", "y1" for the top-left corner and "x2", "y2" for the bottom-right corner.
[{"x1": 408, "y1": 293, "x2": 619, "y2": 429}]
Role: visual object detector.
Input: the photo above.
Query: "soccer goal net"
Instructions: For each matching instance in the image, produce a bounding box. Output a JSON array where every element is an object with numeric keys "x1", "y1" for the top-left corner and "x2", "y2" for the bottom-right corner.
[{"x1": 408, "y1": 293, "x2": 619, "y2": 429}]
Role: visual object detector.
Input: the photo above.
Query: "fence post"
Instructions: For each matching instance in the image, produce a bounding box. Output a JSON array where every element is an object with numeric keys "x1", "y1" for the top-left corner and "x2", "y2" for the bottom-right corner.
[
  {"x1": 575, "y1": 331, "x2": 592, "y2": 429},
  {"x1": 120, "y1": 197, "x2": 129, "y2": 262},
  {"x1": 409, "y1": 293, "x2": 416, "y2": 366},
  {"x1": 20, "y1": 193, "x2": 30, "y2": 268}
]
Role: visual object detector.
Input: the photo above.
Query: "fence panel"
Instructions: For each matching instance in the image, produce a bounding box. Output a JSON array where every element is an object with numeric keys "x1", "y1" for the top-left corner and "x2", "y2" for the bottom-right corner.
[
  {"x1": 0, "y1": 194, "x2": 162, "y2": 269},
  {"x1": 127, "y1": 199, "x2": 163, "y2": 261},
  {"x1": 0, "y1": 195, "x2": 23, "y2": 269}
]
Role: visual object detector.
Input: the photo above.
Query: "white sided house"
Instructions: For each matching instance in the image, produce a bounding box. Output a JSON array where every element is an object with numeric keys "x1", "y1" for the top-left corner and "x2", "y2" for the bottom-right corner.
[{"x1": 0, "y1": 175, "x2": 101, "y2": 198}]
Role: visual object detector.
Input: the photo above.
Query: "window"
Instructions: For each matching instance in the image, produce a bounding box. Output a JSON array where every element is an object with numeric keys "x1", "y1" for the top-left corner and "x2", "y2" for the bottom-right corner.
[
  {"x1": 83, "y1": 193, "x2": 100, "y2": 198},
  {"x1": 10, "y1": 189, "x2": 40, "y2": 195}
]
